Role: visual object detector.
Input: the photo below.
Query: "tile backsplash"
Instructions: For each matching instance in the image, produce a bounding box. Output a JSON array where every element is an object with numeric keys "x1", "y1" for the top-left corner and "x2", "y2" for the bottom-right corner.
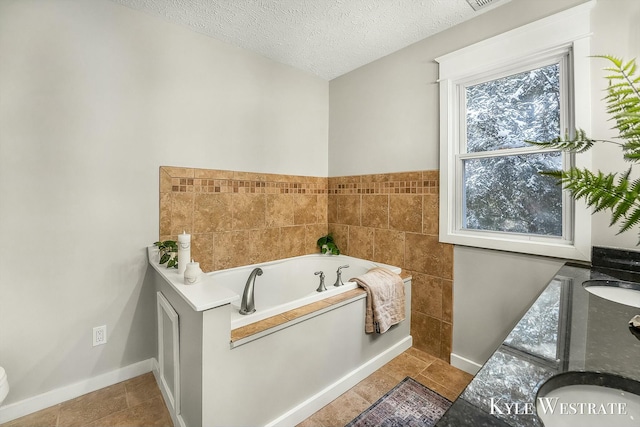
[
  {"x1": 159, "y1": 166, "x2": 328, "y2": 272},
  {"x1": 158, "y1": 167, "x2": 452, "y2": 361},
  {"x1": 327, "y1": 171, "x2": 453, "y2": 361}
]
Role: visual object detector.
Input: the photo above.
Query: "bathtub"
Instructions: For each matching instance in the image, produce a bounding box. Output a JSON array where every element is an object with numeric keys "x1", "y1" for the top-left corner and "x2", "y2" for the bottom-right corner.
[
  {"x1": 210, "y1": 254, "x2": 402, "y2": 329},
  {"x1": 149, "y1": 249, "x2": 412, "y2": 427}
]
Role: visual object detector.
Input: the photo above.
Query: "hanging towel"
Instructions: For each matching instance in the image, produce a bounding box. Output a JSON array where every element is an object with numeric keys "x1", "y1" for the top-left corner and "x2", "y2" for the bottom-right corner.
[{"x1": 351, "y1": 267, "x2": 405, "y2": 334}]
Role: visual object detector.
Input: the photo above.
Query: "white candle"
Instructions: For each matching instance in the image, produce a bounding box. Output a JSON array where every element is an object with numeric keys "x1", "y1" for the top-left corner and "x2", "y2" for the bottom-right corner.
[
  {"x1": 177, "y1": 231, "x2": 191, "y2": 275},
  {"x1": 184, "y1": 259, "x2": 202, "y2": 285}
]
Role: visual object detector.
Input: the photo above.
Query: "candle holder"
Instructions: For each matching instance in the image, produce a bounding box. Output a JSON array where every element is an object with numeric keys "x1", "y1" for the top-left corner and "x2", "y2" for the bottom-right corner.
[{"x1": 184, "y1": 260, "x2": 202, "y2": 284}]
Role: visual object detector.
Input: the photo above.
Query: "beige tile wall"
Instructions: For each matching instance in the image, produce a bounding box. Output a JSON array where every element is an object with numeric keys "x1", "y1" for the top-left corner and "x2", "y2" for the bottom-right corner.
[
  {"x1": 158, "y1": 167, "x2": 452, "y2": 362},
  {"x1": 159, "y1": 166, "x2": 328, "y2": 272},
  {"x1": 327, "y1": 171, "x2": 453, "y2": 362}
]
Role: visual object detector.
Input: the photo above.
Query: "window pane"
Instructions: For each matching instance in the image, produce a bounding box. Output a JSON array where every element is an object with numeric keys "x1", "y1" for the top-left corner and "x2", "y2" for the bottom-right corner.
[
  {"x1": 463, "y1": 152, "x2": 563, "y2": 236},
  {"x1": 466, "y1": 64, "x2": 560, "y2": 152}
]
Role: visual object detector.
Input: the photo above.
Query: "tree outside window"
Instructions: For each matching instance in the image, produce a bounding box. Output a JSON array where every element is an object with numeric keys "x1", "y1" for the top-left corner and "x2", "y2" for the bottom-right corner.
[{"x1": 462, "y1": 63, "x2": 565, "y2": 237}]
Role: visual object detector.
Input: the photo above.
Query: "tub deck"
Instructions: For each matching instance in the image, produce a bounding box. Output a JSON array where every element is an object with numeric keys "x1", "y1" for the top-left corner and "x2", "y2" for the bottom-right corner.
[{"x1": 230, "y1": 271, "x2": 412, "y2": 344}]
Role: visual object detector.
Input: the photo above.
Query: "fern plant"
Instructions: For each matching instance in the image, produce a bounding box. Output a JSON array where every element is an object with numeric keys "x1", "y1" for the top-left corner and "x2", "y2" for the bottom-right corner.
[{"x1": 528, "y1": 56, "x2": 640, "y2": 241}]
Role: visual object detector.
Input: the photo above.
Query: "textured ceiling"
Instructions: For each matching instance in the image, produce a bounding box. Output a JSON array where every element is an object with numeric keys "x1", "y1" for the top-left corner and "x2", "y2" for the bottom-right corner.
[{"x1": 110, "y1": 0, "x2": 509, "y2": 80}]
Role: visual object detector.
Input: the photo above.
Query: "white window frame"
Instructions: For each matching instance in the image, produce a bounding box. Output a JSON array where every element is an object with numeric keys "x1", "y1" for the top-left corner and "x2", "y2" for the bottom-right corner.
[{"x1": 436, "y1": 1, "x2": 594, "y2": 261}]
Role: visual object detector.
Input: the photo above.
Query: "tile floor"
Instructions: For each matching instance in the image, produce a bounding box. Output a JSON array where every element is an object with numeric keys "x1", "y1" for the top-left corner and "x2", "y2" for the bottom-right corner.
[
  {"x1": 1, "y1": 373, "x2": 172, "y2": 427},
  {"x1": 2, "y1": 347, "x2": 472, "y2": 427},
  {"x1": 298, "y1": 347, "x2": 473, "y2": 427}
]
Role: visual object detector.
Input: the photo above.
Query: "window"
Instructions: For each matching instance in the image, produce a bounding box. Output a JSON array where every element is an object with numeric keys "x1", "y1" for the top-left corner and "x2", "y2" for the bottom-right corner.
[
  {"x1": 463, "y1": 58, "x2": 567, "y2": 237},
  {"x1": 436, "y1": 2, "x2": 594, "y2": 260}
]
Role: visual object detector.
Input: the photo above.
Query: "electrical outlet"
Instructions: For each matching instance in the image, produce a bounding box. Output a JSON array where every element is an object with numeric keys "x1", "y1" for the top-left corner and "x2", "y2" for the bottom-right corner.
[{"x1": 93, "y1": 325, "x2": 107, "y2": 346}]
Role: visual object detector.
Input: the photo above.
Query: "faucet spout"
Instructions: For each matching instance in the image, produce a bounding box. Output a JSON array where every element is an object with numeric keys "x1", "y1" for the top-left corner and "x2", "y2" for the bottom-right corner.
[{"x1": 239, "y1": 267, "x2": 263, "y2": 315}]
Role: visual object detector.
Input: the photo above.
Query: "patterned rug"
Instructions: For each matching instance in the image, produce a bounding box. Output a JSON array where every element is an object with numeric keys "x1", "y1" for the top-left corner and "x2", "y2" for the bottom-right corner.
[{"x1": 345, "y1": 377, "x2": 451, "y2": 427}]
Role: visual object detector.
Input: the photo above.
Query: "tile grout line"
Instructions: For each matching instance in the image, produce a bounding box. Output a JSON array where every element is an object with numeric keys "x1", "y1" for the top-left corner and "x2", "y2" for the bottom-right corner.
[
  {"x1": 124, "y1": 382, "x2": 131, "y2": 408},
  {"x1": 90, "y1": 403, "x2": 132, "y2": 427},
  {"x1": 417, "y1": 364, "x2": 469, "y2": 401},
  {"x1": 409, "y1": 353, "x2": 467, "y2": 398}
]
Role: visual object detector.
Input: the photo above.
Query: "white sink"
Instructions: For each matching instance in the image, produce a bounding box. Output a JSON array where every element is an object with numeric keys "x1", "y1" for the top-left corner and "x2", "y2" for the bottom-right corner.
[
  {"x1": 536, "y1": 372, "x2": 640, "y2": 427},
  {"x1": 582, "y1": 279, "x2": 640, "y2": 309}
]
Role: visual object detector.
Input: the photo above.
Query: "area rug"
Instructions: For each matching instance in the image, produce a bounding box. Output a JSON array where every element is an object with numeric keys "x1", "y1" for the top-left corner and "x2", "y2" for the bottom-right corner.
[{"x1": 345, "y1": 377, "x2": 451, "y2": 427}]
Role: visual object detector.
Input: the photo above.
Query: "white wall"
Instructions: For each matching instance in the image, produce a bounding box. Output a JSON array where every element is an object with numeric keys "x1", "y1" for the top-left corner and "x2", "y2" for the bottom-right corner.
[
  {"x1": 590, "y1": 0, "x2": 640, "y2": 249},
  {"x1": 0, "y1": 0, "x2": 328, "y2": 406},
  {"x1": 329, "y1": 0, "x2": 640, "y2": 369},
  {"x1": 329, "y1": 0, "x2": 590, "y2": 177},
  {"x1": 329, "y1": 50, "x2": 440, "y2": 175},
  {"x1": 452, "y1": 248, "x2": 565, "y2": 368}
]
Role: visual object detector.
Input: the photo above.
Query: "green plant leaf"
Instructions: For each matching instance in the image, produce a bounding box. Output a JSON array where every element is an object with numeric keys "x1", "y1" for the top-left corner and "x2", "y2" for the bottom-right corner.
[
  {"x1": 525, "y1": 129, "x2": 594, "y2": 153},
  {"x1": 317, "y1": 234, "x2": 339, "y2": 254},
  {"x1": 159, "y1": 253, "x2": 170, "y2": 264},
  {"x1": 326, "y1": 242, "x2": 337, "y2": 254},
  {"x1": 551, "y1": 166, "x2": 640, "y2": 236},
  {"x1": 529, "y1": 56, "x2": 640, "y2": 243}
]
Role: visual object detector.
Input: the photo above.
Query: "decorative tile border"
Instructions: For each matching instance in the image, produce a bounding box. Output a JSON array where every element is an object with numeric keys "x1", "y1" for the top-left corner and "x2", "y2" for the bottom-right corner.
[
  {"x1": 161, "y1": 166, "x2": 328, "y2": 194},
  {"x1": 171, "y1": 178, "x2": 327, "y2": 194},
  {"x1": 328, "y1": 171, "x2": 438, "y2": 195},
  {"x1": 162, "y1": 167, "x2": 436, "y2": 195}
]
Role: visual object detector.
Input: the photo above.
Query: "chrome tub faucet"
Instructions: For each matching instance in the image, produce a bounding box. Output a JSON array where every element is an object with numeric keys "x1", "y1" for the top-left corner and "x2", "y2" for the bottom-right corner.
[{"x1": 239, "y1": 267, "x2": 263, "y2": 315}]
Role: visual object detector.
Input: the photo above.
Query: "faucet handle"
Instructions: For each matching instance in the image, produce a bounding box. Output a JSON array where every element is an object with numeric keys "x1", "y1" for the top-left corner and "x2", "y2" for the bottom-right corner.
[
  {"x1": 334, "y1": 265, "x2": 350, "y2": 287},
  {"x1": 315, "y1": 271, "x2": 327, "y2": 292}
]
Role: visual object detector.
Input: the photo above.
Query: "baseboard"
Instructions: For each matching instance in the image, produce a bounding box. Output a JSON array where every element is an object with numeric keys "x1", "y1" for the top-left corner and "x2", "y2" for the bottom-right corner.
[
  {"x1": 0, "y1": 358, "x2": 156, "y2": 424},
  {"x1": 450, "y1": 353, "x2": 482, "y2": 375},
  {"x1": 265, "y1": 335, "x2": 413, "y2": 427}
]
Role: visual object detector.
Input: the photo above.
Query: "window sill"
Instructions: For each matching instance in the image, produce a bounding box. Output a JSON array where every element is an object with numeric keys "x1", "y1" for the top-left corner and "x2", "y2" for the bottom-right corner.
[{"x1": 440, "y1": 229, "x2": 590, "y2": 261}]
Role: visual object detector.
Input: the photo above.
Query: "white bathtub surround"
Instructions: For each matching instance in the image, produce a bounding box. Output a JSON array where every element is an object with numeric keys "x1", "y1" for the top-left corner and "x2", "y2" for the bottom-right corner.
[
  {"x1": 229, "y1": 288, "x2": 369, "y2": 348},
  {"x1": 148, "y1": 250, "x2": 411, "y2": 427}
]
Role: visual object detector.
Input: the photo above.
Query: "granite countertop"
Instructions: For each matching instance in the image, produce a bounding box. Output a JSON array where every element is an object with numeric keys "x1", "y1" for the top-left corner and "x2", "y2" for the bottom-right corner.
[{"x1": 437, "y1": 254, "x2": 640, "y2": 426}]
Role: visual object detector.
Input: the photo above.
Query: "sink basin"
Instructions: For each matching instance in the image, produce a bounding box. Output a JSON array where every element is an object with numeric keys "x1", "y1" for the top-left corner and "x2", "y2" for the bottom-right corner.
[
  {"x1": 536, "y1": 372, "x2": 640, "y2": 426},
  {"x1": 582, "y1": 279, "x2": 640, "y2": 309}
]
